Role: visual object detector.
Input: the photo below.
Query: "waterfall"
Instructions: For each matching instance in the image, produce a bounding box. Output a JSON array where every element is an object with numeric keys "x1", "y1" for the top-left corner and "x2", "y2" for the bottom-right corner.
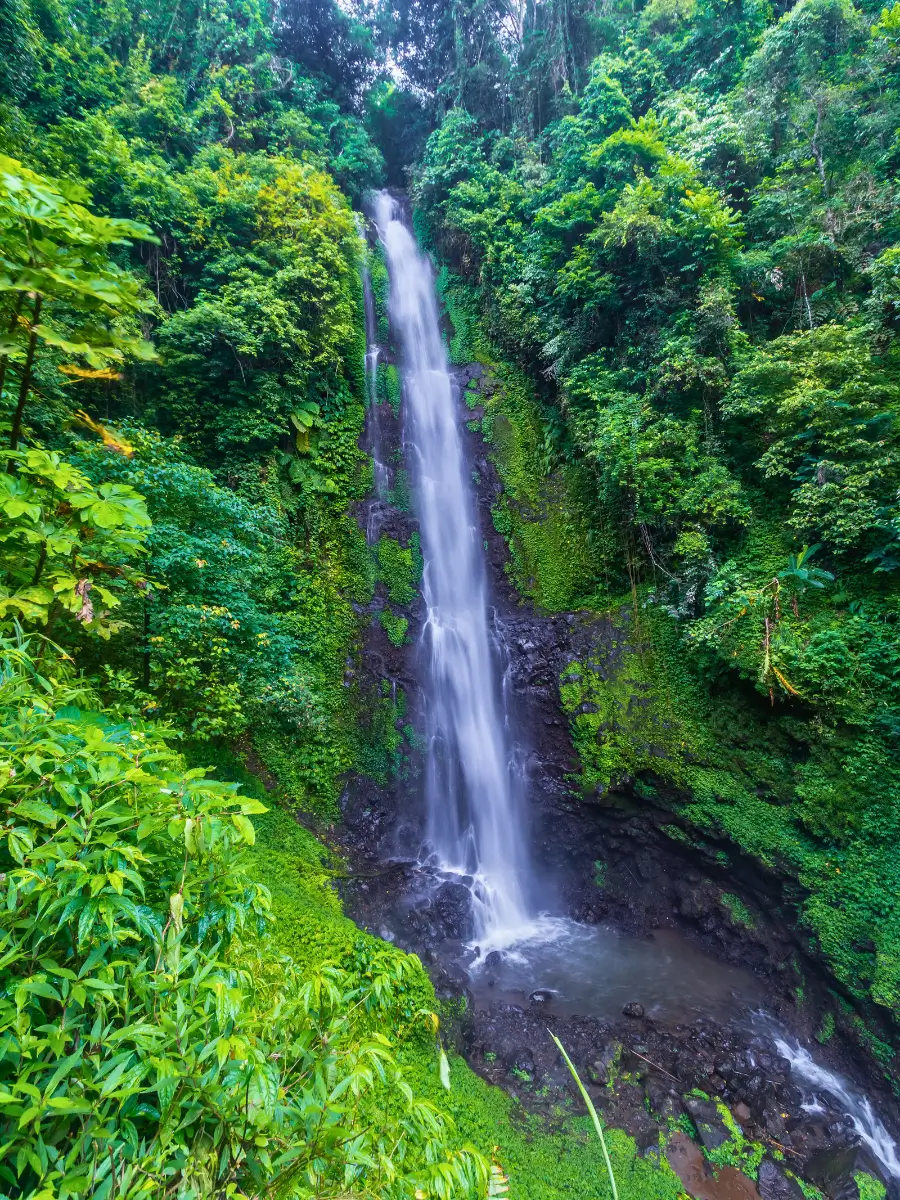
[
  {"x1": 373, "y1": 191, "x2": 531, "y2": 943},
  {"x1": 773, "y1": 1034, "x2": 900, "y2": 1178}
]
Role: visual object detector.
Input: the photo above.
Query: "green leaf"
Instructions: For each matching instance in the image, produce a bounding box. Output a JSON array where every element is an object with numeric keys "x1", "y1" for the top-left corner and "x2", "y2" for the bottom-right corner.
[
  {"x1": 232, "y1": 814, "x2": 255, "y2": 845},
  {"x1": 438, "y1": 1048, "x2": 451, "y2": 1091},
  {"x1": 169, "y1": 893, "x2": 184, "y2": 933},
  {"x1": 45, "y1": 1097, "x2": 93, "y2": 1113},
  {"x1": 14, "y1": 799, "x2": 59, "y2": 827}
]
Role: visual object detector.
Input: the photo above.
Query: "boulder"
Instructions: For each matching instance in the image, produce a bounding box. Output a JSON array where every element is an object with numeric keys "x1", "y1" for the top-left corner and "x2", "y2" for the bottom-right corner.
[
  {"x1": 758, "y1": 1157, "x2": 805, "y2": 1200},
  {"x1": 806, "y1": 1145, "x2": 899, "y2": 1200},
  {"x1": 622, "y1": 1001, "x2": 645, "y2": 1019},
  {"x1": 646, "y1": 1075, "x2": 680, "y2": 1121},
  {"x1": 683, "y1": 1095, "x2": 731, "y2": 1152}
]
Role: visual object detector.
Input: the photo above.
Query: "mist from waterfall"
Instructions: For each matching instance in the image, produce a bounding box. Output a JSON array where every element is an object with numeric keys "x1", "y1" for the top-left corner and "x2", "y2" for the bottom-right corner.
[{"x1": 372, "y1": 191, "x2": 531, "y2": 942}]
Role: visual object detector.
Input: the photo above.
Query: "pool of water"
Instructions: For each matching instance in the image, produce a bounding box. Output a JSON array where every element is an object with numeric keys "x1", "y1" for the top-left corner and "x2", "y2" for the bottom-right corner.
[{"x1": 468, "y1": 916, "x2": 766, "y2": 1023}]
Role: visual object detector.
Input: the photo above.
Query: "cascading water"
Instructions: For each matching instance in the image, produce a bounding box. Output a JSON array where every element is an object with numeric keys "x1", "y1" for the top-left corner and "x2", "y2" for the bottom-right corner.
[
  {"x1": 373, "y1": 191, "x2": 531, "y2": 942},
  {"x1": 362, "y1": 200, "x2": 900, "y2": 1193},
  {"x1": 361, "y1": 265, "x2": 389, "y2": 544},
  {"x1": 772, "y1": 1033, "x2": 900, "y2": 1179}
]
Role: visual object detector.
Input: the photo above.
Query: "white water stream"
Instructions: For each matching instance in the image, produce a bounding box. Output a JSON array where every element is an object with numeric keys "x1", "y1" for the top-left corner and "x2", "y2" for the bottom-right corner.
[
  {"x1": 373, "y1": 191, "x2": 532, "y2": 942},
  {"x1": 773, "y1": 1033, "x2": 900, "y2": 1178},
  {"x1": 361, "y1": 266, "x2": 388, "y2": 545}
]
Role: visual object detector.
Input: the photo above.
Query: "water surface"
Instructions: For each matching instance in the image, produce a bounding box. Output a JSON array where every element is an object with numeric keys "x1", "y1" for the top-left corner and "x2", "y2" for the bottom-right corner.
[{"x1": 469, "y1": 917, "x2": 766, "y2": 1023}]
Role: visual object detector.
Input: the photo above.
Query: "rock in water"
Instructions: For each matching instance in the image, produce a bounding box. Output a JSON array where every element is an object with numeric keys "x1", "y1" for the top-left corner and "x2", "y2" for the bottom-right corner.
[
  {"x1": 433, "y1": 881, "x2": 475, "y2": 941},
  {"x1": 622, "y1": 1001, "x2": 645, "y2": 1018}
]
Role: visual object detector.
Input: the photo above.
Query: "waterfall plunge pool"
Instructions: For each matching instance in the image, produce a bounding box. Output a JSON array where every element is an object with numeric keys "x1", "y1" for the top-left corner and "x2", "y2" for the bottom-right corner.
[{"x1": 465, "y1": 914, "x2": 765, "y2": 1023}]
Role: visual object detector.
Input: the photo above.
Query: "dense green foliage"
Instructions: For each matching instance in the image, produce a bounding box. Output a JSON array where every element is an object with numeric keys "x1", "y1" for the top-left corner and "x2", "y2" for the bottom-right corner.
[
  {"x1": 0, "y1": 2, "x2": 493, "y2": 1194},
  {"x1": 4, "y1": 0, "x2": 900, "y2": 1191},
  {"x1": 0, "y1": 0, "x2": 382, "y2": 816},
  {"x1": 0, "y1": 635, "x2": 490, "y2": 1199},
  {"x1": 412, "y1": 0, "x2": 900, "y2": 1056}
]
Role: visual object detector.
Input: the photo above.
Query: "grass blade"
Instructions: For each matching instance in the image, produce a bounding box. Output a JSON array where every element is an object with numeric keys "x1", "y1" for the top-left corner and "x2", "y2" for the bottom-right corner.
[{"x1": 549, "y1": 1031, "x2": 619, "y2": 1200}]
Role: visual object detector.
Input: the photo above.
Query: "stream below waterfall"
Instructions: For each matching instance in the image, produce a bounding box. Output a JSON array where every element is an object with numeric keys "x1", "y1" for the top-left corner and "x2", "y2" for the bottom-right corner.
[{"x1": 352, "y1": 191, "x2": 900, "y2": 1196}]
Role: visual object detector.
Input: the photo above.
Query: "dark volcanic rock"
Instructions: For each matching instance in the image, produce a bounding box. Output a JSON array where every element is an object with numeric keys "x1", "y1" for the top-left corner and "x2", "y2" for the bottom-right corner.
[
  {"x1": 588, "y1": 1041, "x2": 622, "y2": 1086},
  {"x1": 806, "y1": 1145, "x2": 899, "y2": 1200},
  {"x1": 758, "y1": 1158, "x2": 805, "y2": 1200},
  {"x1": 433, "y1": 881, "x2": 475, "y2": 941},
  {"x1": 683, "y1": 1095, "x2": 731, "y2": 1152},
  {"x1": 622, "y1": 1001, "x2": 645, "y2": 1019}
]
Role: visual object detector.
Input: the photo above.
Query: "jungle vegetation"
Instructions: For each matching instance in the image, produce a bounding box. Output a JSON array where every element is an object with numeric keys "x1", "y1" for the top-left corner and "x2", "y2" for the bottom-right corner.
[
  {"x1": 1, "y1": 0, "x2": 900, "y2": 1195},
  {"x1": 408, "y1": 0, "x2": 900, "y2": 1070}
]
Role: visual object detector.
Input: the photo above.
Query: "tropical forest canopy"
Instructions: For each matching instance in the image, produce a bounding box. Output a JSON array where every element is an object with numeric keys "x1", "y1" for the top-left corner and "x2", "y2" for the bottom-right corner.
[{"x1": 0, "y1": 0, "x2": 900, "y2": 1196}]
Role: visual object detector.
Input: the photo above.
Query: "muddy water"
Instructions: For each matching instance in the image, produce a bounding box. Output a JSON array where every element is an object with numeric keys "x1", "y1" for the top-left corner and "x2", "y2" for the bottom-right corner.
[
  {"x1": 667, "y1": 1134, "x2": 761, "y2": 1200},
  {"x1": 469, "y1": 918, "x2": 765, "y2": 1022}
]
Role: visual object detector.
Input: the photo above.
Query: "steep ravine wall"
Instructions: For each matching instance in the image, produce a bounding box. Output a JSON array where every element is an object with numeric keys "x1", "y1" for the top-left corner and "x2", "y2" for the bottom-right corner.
[{"x1": 336, "y1": 253, "x2": 900, "y2": 1199}]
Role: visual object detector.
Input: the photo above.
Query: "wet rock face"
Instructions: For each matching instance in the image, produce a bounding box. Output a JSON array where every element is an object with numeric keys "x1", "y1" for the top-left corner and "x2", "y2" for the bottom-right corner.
[
  {"x1": 433, "y1": 881, "x2": 475, "y2": 941},
  {"x1": 684, "y1": 1095, "x2": 732, "y2": 1152},
  {"x1": 757, "y1": 1158, "x2": 805, "y2": 1200},
  {"x1": 806, "y1": 1145, "x2": 900, "y2": 1200}
]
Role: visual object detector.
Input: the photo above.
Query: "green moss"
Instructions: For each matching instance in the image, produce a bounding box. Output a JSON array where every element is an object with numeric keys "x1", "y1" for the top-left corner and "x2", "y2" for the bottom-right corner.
[
  {"x1": 377, "y1": 360, "x2": 402, "y2": 416},
  {"x1": 247, "y1": 803, "x2": 357, "y2": 972},
  {"x1": 720, "y1": 893, "x2": 756, "y2": 930},
  {"x1": 379, "y1": 607, "x2": 410, "y2": 646},
  {"x1": 816, "y1": 1012, "x2": 836, "y2": 1044},
  {"x1": 704, "y1": 1101, "x2": 766, "y2": 1179},
  {"x1": 848, "y1": 1014, "x2": 896, "y2": 1065},
  {"x1": 374, "y1": 532, "x2": 422, "y2": 606},
  {"x1": 855, "y1": 1173, "x2": 887, "y2": 1200},
  {"x1": 370, "y1": 242, "x2": 390, "y2": 344},
  {"x1": 356, "y1": 681, "x2": 408, "y2": 783},
  {"x1": 791, "y1": 1175, "x2": 826, "y2": 1200},
  {"x1": 388, "y1": 465, "x2": 412, "y2": 511}
]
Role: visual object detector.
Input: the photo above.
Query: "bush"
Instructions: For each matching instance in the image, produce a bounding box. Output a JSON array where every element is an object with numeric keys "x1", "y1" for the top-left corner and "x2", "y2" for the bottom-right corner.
[{"x1": 0, "y1": 636, "x2": 486, "y2": 1199}]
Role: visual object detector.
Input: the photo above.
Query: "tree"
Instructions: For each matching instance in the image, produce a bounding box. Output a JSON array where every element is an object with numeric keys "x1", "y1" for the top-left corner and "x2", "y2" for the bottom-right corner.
[
  {"x1": 0, "y1": 155, "x2": 155, "y2": 453},
  {"x1": 0, "y1": 447, "x2": 150, "y2": 636}
]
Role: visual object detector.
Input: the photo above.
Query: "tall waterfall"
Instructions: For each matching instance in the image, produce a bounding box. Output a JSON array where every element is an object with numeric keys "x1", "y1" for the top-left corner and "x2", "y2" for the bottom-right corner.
[{"x1": 373, "y1": 191, "x2": 531, "y2": 942}]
